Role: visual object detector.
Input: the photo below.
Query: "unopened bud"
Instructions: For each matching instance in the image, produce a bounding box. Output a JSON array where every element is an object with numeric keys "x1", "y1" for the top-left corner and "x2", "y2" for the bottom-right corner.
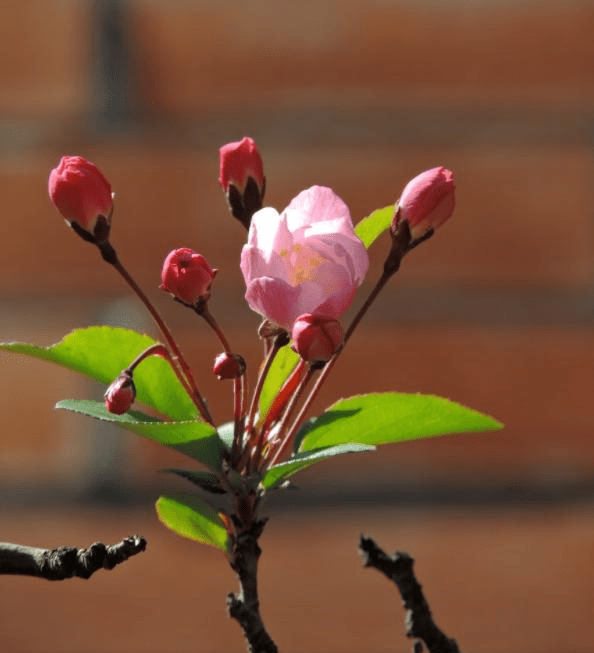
[
  {"x1": 48, "y1": 156, "x2": 113, "y2": 243},
  {"x1": 213, "y1": 352, "x2": 246, "y2": 380},
  {"x1": 160, "y1": 248, "x2": 217, "y2": 307},
  {"x1": 219, "y1": 137, "x2": 265, "y2": 230},
  {"x1": 291, "y1": 314, "x2": 344, "y2": 364},
  {"x1": 104, "y1": 371, "x2": 136, "y2": 415},
  {"x1": 393, "y1": 166, "x2": 455, "y2": 244}
]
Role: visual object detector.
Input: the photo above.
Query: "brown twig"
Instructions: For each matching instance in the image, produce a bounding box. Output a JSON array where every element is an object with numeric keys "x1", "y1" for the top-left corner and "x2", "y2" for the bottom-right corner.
[
  {"x1": 359, "y1": 535, "x2": 461, "y2": 653},
  {"x1": 227, "y1": 515, "x2": 278, "y2": 653},
  {"x1": 0, "y1": 535, "x2": 147, "y2": 580}
]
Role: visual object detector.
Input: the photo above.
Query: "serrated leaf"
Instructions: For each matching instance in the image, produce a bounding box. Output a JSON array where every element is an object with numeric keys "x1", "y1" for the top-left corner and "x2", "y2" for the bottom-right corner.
[
  {"x1": 56, "y1": 399, "x2": 224, "y2": 470},
  {"x1": 262, "y1": 443, "x2": 375, "y2": 489},
  {"x1": 156, "y1": 494, "x2": 229, "y2": 551},
  {"x1": 162, "y1": 469, "x2": 226, "y2": 494},
  {"x1": 0, "y1": 327, "x2": 198, "y2": 421},
  {"x1": 355, "y1": 205, "x2": 394, "y2": 249},
  {"x1": 258, "y1": 345, "x2": 299, "y2": 425},
  {"x1": 297, "y1": 392, "x2": 503, "y2": 452}
]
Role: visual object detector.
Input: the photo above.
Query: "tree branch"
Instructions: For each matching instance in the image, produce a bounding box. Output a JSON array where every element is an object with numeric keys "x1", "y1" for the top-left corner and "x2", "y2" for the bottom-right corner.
[
  {"x1": 0, "y1": 535, "x2": 147, "y2": 580},
  {"x1": 359, "y1": 535, "x2": 460, "y2": 653},
  {"x1": 227, "y1": 516, "x2": 278, "y2": 653}
]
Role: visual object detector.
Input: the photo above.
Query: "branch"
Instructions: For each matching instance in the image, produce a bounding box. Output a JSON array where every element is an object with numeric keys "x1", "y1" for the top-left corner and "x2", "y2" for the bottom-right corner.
[
  {"x1": 227, "y1": 517, "x2": 278, "y2": 653},
  {"x1": 0, "y1": 535, "x2": 147, "y2": 580},
  {"x1": 359, "y1": 535, "x2": 460, "y2": 653}
]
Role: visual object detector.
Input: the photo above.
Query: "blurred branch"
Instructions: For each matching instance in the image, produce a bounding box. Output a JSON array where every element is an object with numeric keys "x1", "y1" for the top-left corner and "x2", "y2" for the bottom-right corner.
[
  {"x1": 0, "y1": 535, "x2": 146, "y2": 580},
  {"x1": 359, "y1": 535, "x2": 460, "y2": 653},
  {"x1": 227, "y1": 516, "x2": 278, "y2": 653}
]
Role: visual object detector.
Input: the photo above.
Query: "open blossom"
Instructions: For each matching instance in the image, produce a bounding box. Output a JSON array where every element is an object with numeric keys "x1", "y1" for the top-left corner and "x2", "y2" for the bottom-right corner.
[
  {"x1": 160, "y1": 248, "x2": 216, "y2": 306},
  {"x1": 240, "y1": 186, "x2": 369, "y2": 330},
  {"x1": 48, "y1": 156, "x2": 113, "y2": 237},
  {"x1": 396, "y1": 167, "x2": 455, "y2": 241}
]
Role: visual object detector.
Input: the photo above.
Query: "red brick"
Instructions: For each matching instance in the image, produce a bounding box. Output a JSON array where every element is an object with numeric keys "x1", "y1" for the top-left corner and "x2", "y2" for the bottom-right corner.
[
  {"x1": 131, "y1": 1, "x2": 594, "y2": 112},
  {"x1": 0, "y1": 0, "x2": 88, "y2": 116}
]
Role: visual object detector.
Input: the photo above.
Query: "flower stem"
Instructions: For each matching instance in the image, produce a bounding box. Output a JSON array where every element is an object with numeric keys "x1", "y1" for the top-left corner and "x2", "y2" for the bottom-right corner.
[
  {"x1": 263, "y1": 364, "x2": 317, "y2": 470},
  {"x1": 279, "y1": 268, "x2": 395, "y2": 453},
  {"x1": 101, "y1": 244, "x2": 214, "y2": 424}
]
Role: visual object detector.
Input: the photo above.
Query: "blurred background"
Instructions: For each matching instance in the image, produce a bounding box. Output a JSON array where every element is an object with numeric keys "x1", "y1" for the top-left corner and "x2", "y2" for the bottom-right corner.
[{"x1": 0, "y1": 0, "x2": 593, "y2": 651}]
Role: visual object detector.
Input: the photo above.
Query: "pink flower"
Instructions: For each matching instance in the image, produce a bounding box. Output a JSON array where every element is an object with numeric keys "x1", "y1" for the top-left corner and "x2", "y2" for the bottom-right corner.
[
  {"x1": 240, "y1": 186, "x2": 369, "y2": 330},
  {"x1": 104, "y1": 372, "x2": 136, "y2": 415},
  {"x1": 292, "y1": 314, "x2": 344, "y2": 363},
  {"x1": 48, "y1": 156, "x2": 113, "y2": 237},
  {"x1": 219, "y1": 137, "x2": 266, "y2": 230},
  {"x1": 160, "y1": 248, "x2": 217, "y2": 306},
  {"x1": 396, "y1": 167, "x2": 455, "y2": 241}
]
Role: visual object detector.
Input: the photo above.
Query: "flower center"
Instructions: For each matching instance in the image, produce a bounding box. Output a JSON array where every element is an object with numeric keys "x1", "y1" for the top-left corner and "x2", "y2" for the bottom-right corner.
[{"x1": 279, "y1": 243, "x2": 324, "y2": 286}]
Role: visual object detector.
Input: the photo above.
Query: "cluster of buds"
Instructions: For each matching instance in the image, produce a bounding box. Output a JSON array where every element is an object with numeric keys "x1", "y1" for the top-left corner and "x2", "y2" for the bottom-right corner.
[{"x1": 47, "y1": 140, "x2": 455, "y2": 499}]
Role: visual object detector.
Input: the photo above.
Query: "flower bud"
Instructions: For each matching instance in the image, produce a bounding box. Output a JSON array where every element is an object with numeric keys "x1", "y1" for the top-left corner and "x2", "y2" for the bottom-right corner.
[
  {"x1": 160, "y1": 248, "x2": 217, "y2": 307},
  {"x1": 213, "y1": 352, "x2": 246, "y2": 380},
  {"x1": 291, "y1": 314, "x2": 344, "y2": 364},
  {"x1": 219, "y1": 137, "x2": 265, "y2": 230},
  {"x1": 104, "y1": 371, "x2": 136, "y2": 415},
  {"x1": 48, "y1": 156, "x2": 113, "y2": 243},
  {"x1": 394, "y1": 167, "x2": 455, "y2": 243}
]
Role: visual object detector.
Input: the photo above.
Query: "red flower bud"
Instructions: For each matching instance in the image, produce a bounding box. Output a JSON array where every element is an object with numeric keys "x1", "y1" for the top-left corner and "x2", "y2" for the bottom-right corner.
[
  {"x1": 48, "y1": 156, "x2": 113, "y2": 241},
  {"x1": 291, "y1": 314, "x2": 344, "y2": 364},
  {"x1": 395, "y1": 167, "x2": 455, "y2": 242},
  {"x1": 104, "y1": 371, "x2": 136, "y2": 415},
  {"x1": 213, "y1": 352, "x2": 246, "y2": 380},
  {"x1": 160, "y1": 248, "x2": 217, "y2": 306},
  {"x1": 219, "y1": 137, "x2": 265, "y2": 229}
]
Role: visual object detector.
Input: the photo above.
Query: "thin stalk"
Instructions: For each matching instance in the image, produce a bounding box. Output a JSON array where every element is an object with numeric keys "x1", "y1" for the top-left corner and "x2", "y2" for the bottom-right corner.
[
  {"x1": 280, "y1": 270, "x2": 393, "y2": 454},
  {"x1": 106, "y1": 250, "x2": 213, "y2": 424},
  {"x1": 263, "y1": 364, "x2": 317, "y2": 471}
]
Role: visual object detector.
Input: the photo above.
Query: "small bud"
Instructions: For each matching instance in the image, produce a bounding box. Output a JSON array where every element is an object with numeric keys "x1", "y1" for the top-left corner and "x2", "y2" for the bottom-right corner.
[
  {"x1": 104, "y1": 371, "x2": 136, "y2": 415},
  {"x1": 48, "y1": 156, "x2": 113, "y2": 243},
  {"x1": 219, "y1": 137, "x2": 265, "y2": 230},
  {"x1": 160, "y1": 248, "x2": 217, "y2": 307},
  {"x1": 291, "y1": 314, "x2": 344, "y2": 364},
  {"x1": 393, "y1": 167, "x2": 455, "y2": 243},
  {"x1": 213, "y1": 352, "x2": 246, "y2": 380}
]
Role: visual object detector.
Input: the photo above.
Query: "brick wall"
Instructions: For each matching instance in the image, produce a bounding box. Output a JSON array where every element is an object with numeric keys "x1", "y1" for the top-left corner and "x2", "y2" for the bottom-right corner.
[{"x1": 0, "y1": 0, "x2": 593, "y2": 496}]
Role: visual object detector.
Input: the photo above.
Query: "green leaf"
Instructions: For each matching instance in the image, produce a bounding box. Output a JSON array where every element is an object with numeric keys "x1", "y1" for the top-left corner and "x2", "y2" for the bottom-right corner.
[
  {"x1": 56, "y1": 399, "x2": 224, "y2": 470},
  {"x1": 0, "y1": 327, "x2": 198, "y2": 421},
  {"x1": 161, "y1": 469, "x2": 226, "y2": 494},
  {"x1": 156, "y1": 494, "x2": 229, "y2": 552},
  {"x1": 297, "y1": 392, "x2": 503, "y2": 452},
  {"x1": 355, "y1": 205, "x2": 394, "y2": 249},
  {"x1": 261, "y1": 443, "x2": 375, "y2": 490},
  {"x1": 258, "y1": 345, "x2": 299, "y2": 424}
]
